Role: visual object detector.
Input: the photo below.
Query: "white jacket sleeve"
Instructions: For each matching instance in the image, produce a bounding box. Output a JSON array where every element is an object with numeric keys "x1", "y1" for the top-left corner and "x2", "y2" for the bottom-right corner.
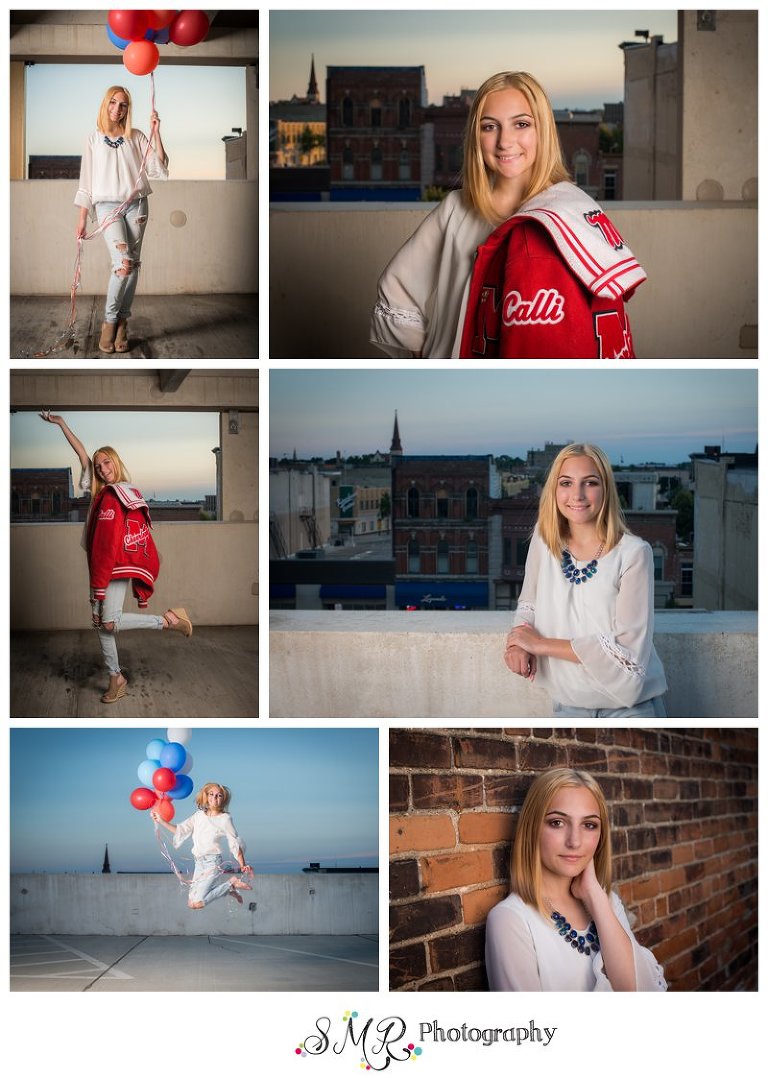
[
  {"x1": 570, "y1": 541, "x2": 657, "y2": 707},
  {"x1": 485, "y1": 901, "x2": 542, "y2": 991},
  {"x1": 370, "y1": 199, "x2": 451, "y2": 357}
]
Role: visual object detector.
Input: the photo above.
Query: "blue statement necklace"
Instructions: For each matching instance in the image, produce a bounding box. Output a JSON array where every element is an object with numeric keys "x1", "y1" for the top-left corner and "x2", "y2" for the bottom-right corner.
[
  {"x1": 561, "y1": 541, "x2": 604, "y2": 584},
  {"x1": 550, "y1": 910, "x2": 600, "y2": 956},
  {"x1": 103, "y1": 135, "x2": 125, "y2": 149}
]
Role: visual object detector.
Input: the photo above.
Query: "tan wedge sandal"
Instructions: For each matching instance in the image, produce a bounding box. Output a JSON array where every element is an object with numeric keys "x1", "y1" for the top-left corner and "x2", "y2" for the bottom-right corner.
[
  {"x1": 164, "y1": 608, "x2": 193, "y2": 637},
  {"x1": 101, "y1": 673, "x2": 127, "y2": 703}
]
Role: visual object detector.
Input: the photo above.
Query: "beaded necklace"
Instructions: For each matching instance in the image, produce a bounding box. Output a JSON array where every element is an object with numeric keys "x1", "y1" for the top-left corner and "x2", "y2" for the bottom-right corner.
[
  {"x1": 561, "y1": 541, "x2": 604, "y2": 584},
  {"x1": 549, "y1": 910, "x2": 600, "y2": 956},
  {"x1": 103, "y1": 135, "x2": 125, "y2": 149}
]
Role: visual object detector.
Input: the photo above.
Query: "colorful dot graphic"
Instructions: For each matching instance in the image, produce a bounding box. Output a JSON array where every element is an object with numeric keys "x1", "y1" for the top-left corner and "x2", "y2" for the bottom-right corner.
[{"x1": 295, "y1": 1043, "x2": 306, "y2": 1058}]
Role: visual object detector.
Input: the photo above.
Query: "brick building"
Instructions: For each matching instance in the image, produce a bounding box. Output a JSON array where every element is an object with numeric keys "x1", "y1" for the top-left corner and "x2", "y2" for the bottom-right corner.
[
  {"x1": 392, "y1": 455, "x2": 498, "y2": 609},
  {"x1": 11, "y1": 467, "x2": 74, "y2": 520},
  {"x1": 389, "y1": 727, "x2": 757, "y2": 992},
  {"x1": 326, "y1": 65, "x2": 426, "y2": 199}
]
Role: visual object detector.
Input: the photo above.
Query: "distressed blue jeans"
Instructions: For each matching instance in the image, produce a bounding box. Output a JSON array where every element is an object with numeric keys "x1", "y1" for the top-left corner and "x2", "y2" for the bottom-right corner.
[
  {"x1": 96, "y1": 578, "x2": 164, "y2": 675},
  {"x1": 551, "y1": 695, "x2": 667, "y2": 719},
  {"x1": 96, "y1": 197, "x2": 148, "y2": 322},
  {"x1": 188, "y1": 854, "x2": 235, "y2": 907}
]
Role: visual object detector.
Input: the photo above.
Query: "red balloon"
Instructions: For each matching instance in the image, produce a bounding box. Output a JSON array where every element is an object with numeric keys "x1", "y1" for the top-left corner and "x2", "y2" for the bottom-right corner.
[
  {"x1": 146, "y1": 10, "x2": 177, "y2": 31},
  {"x1": 130, "y1": 787, "x2": 157, "y2": 811},
  {"x1": 123, "y1": 40, "x2": 160, "y2": 76},
  {"x1": 108, "y1": 10, "x2": 150, "y2": 42},
  {"x1": 169, "y1": 10, "x2": 210, "y2": 47},
  {"x1": 156, "y1": 798, "x2": 175, "y2": 822},
  {"x1": 153, "y1": 766, "x2": 176, "y2": 792}
]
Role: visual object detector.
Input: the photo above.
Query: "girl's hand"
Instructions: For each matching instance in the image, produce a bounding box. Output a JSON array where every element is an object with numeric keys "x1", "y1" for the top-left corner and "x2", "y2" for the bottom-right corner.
[
  {"x1": 75, "y1": 223, "x2": 86, "y2": 240},
  {"x1": 503, "y1": 641, "x2": 537, "y2": 681},
  {"x1": 241, "y1": 864, "x2": 253, "y2": 876},
  {"x1": 507, "y1": 623, "x2": 547, "y2": 655},
  {"x1": 150, "y1": 809, "x2": 160, "y2": 823},
  {"x1": 570, "y1": 857, "x2": 604, "y2": 914},
  {"x1": 39, "y1": 410, "x2": 63, "y2": 425},
  {"x1": 150, "y1": 111, "x2": 160, "y2": 135}
]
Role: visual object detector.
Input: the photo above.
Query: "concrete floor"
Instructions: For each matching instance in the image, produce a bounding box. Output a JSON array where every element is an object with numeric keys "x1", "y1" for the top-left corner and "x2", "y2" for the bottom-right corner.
[
  {"x1": 10, "y1": 626, "x2": 258, "y2": 718},
  {"x1": 10, "y1": 933, "x2": 379, "y2": 992},
  {"x1": 11, "y1": 294, "x2": 258, "y2": 359}
]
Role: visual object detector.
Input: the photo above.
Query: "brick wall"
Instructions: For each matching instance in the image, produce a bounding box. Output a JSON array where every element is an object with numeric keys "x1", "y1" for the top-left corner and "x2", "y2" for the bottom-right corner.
[{"x1": 389, "y1": 727, "x2": 757, "y2": 992}]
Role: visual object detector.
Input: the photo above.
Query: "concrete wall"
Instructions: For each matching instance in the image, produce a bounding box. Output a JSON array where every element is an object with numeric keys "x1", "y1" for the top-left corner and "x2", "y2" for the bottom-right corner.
[
  {"x1": 693, "y1": 461, "x2": 758, "y2": 611},
  {"x1": 12, "y1": 521, "x2": 257, "y2": 628},
  {"x1": 679, "y1": 10, "x2": 757, "y2": 201},
  {"x1": 11, "y1": 369, "x2": 259, "y2": 411},
  {"x1": 269, "y1": 610, "x2": 757, "y2": 719},
  {"x1": 11, "y1": 873, "x2": 378, "y2": 936},
  {"x1": 269, "y1": 202, "x2": 757, "y2": 359},
  {"x1": 623, "y1": 40, "x2": 680, "y2": 200},
  {"x1": 11, "y1": 180, "x2": 258, "y2": 294}
]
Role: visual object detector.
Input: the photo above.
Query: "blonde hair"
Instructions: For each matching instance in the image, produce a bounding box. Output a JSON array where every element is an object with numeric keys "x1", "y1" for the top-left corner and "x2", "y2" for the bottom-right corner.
[
  {"x1": 511, "y1": 768, "x2": 612, "y2": 915},
  {"x1": 97, "y1": 85, "x2": 133, "y2": 139},
  {"x1": 461, "y1": 71, "x2": 570, "y2": 226},
  {"x1": 196, "y1": 782, "x2": 232, "y2": 812},
  {"x1": 92, "y1": 446, "x2": 131, "y2": 498},
  {"x1": 536, "y1": 442, "x2": 628, "y2": 560}
]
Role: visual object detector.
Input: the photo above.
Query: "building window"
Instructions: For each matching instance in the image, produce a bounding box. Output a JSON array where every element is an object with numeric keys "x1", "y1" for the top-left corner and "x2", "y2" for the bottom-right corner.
[
  {"x1": 603, "y1": 169, "x2": 617, "y2": 200},
  {"x1": 370, "y1": 100, "x2": 382, "y2": 128},
  {"x1": 503, "y1": 537, "x2": 512, "y2": 567},
  {"x1": 408, "y1": 538, "x2": 420, "y2": 573},
  {"x1": 371, "y1": 146, "x2": 383, "y2": 181},
  {"x1": 466, "y1": 540, "x2": 478, "y2": 574},
  {"x1": 681, "y1": 565, "x2": 693, "y2": 597},
  {"x1": 436, "y1": 487, "x2": 449, "y2": 518},
  {"x1": 398, "y1": 149, "x2": 411, "y2": 180},
  {"x1": 466, "y1": 487, "x2": 478, "y2": 520},
  {"x1": 437, "y1": 539, "x2": 449, "y2": 573},
  {"x1": 342, "y1": 146, "x2": 354, "y2": 180},
  {"x1": 407, "y1": 487, "x2": 420, "y2": 518},
  {"x1": 516, "y1": 538, "x2": 530, "y2": 566},
  {"x1": 573, "y1": 150, "x2": 590, "y2": 188},
  {"x1": 398, "y1": 97, "x2": 411, "y2": 128},
  {"x1": 342, "y1": 97, "x2": 354, "y2": 127},
  {"x1": 653, "y1": 550, "x2": 664, "y2": 581}
]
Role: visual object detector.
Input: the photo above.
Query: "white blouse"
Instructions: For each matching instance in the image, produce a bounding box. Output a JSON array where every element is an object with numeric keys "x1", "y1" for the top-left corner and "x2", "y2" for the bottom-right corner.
[
  {"x1": 74, "y1": 128, "x2": 169, "y2": 216},
  {"x1": 370, "y1": 189, "x2": 492, "y2": 358},
  {"x1": 172, "y1": 810, "x2": 244, "y2": 860},
  {"x1": 513, "y1": 530, "x2": 667, "y2": 709},
  {"x1": 486, "y1": 891, "x2": 667, "y2": 992}
]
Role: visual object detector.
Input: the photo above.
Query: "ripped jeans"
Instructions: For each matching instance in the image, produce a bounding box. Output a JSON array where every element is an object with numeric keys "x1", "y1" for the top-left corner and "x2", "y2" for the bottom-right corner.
[
  {"x1": 95, "y1": 197, "x2": 148, "y2": 323},
  {"x1": 96, "y1": 578, "x2": 164, "y2": 675},
  {"x1": 188, "y1": 855, "x2": 235, "y2": 907}
]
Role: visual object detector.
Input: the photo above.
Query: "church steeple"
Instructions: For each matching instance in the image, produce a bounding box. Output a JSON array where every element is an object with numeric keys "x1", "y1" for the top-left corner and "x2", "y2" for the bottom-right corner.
[
  {"x1": 102, "y1": 844, "x2": 111, "y2": 874},
  {"x1": 390, "y1": 411, "x2": 403, "y2": 457},
  {"x1": 307, "y1": 54, "x2": 319, "y2": 104}
]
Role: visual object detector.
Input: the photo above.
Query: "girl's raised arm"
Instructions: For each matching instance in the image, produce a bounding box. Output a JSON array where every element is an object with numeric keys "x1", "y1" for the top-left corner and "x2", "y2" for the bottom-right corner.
[{"x1": 39, "y1": 412, "x2": 90, "y2": 473}]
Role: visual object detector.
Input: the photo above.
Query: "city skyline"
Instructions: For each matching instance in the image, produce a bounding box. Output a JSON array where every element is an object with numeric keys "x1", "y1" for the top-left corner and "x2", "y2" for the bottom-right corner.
[
  {"x1": 269, "y1": 370, "x2": 758, "y2": 465},
  {"x1": 11, "y1": 410, "x2": 220, "y2": 501},
  {"x1": 10, "y1": 728, "x2": 379, "y2": 874},
  {"x1": 270, "y1": 10, "x2": 678, "y2": 108}
]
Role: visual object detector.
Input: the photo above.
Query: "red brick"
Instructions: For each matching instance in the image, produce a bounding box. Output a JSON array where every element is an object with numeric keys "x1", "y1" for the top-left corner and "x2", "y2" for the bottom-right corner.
[
  {"x1": 390, "y1": 894, "x2": 462, "y2": 943},
  {"x1": 422, "y1": 850, "x2": 495, "y2": 893},
  {"x1": 412, "y1": 772, "x2": 483, "y2": 811},
  {"x1": 390, "y1": 814, "x2": 455, "y2": 854},
  {"x1": 453, "y1": 735, "x2": 518, "y2": 769},
  {"x1": 458, "y1": 811, "x2": 515, "y2": 844},
  {"x1": 463, "y1": 883, "x2": 508, "y2": 925},
  {"x1": 390, "y1": 774, "x2": 409, "y2": 812}
]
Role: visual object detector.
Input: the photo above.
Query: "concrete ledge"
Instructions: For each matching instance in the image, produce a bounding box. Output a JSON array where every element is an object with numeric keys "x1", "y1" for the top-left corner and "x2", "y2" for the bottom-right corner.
[
  {"x1": 269, "y1": 611, "x2": 757, "y2": 718},
  {"x1": 11, "y1": 873, "x2": 378, "y2": 936}
]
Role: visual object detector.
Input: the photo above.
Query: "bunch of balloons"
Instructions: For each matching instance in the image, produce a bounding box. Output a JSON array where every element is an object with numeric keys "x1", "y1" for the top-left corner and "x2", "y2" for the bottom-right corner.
[
  {"x1": 107, "y1": 10, "x2": 211, "y2": 76},
  {"x1": 129, "y1": 727, "x2": 194, "y2": 822}
]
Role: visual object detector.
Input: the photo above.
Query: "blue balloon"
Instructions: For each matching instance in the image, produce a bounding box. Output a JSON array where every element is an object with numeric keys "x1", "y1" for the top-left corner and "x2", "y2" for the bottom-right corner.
[
  {"x1": 160, "y1": 742, "x2": 187, "y2": 772},
  {"x1": 166, "y1": 773, "x2": 193, "y2": 800},
  {"x1": 153, "y1": 27, "x2": 170, "y2": 45},
  {"x1": 106, "y1": 25, "x2": 130, "y2": 50},
  {"x1": 146, "y1": 738, "x2": 167, "y2": 760},
  {"x1": 138, "y1": 758, "x2": 161, "y2": 787}
]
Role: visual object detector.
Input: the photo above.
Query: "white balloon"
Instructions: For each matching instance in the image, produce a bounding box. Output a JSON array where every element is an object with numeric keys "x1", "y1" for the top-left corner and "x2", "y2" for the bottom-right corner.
[
  {"x1": 167, "y1": 727, "x2": 192, "y2": 745},
  {"x1": 179, "y1": 751, "x2": 194, "y2": 775}
]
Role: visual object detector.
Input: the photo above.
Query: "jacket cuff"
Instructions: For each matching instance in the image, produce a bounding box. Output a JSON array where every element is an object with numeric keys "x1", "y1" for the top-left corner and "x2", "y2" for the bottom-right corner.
[{"x1": 92, "y1": 588, "x2": 107, "y2": 602}]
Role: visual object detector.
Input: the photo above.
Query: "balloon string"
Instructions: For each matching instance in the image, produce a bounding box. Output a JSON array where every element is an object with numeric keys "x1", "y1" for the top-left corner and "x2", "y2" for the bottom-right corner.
[
  {"x1": 152, "y1": 821, "x2": 237, "y2": 894},
  {"x1": 32, "y1": 72, "x2": 159, "y2": 359}
]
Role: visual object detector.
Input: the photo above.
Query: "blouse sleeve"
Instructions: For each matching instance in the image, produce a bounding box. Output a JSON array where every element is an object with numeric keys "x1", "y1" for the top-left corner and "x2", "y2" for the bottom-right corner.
[
  {"x1": 610, "y1": 893, "x2": 667, "y2": 992},
  {"x1": 78, "y1": 461, "x2": 93, "y2": 496},
  {"x1": 74, "y1": 136, "x2": 94, "y2": 215},
  {"x1": 222, "y1": 814, "x2": 244, "y2": 859},
  {"x1": 485, "y1": 902, "x2": 543, "y2": 991},
  {"x1": 570, "y1": 540, "x2": 657, "y2": 707},
  {"x1": 135, "y1": 130, "x2": 169, "y2": 179},
  {"x1": 171, "y1": 813, "x2": 197, "y2": 849},
  {"x1": 370, "y1": 199, "x2": 452, "y2": 358},
  {"x1": 511, "y1": 532, "x2": 543, "y2": 628}
]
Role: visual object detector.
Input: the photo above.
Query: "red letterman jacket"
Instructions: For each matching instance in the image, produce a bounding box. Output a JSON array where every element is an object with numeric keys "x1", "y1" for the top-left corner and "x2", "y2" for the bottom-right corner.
[
  {"x1": 87, "y1": 482, "x2": 160, "y2": 607},
  {"x1": 459, "y1": 183, "x2": 646, "y2": 359}
]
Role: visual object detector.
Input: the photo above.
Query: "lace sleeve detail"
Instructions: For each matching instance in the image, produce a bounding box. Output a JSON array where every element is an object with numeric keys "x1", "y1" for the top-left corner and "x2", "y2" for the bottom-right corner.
[
  {"x1": 516, "y1": 601, "x2": 536, "y2": 618},
  {"x1": 599, "y1": 634, "x2": 646, "y2": 679},
  {"x1": 372, "y1": 300, "x2": 425, "y2": 329}
]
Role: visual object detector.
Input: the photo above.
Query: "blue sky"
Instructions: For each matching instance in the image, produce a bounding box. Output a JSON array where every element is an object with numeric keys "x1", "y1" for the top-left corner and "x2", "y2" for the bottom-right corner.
[
  {"x1": 270, "y1": 9, "x2": 679, "y2": 107},
  {"x1": 27, "y1": 62, "x2": 247, "y2": 179},
  {"x1": 269, "y1": 369, "x2": 758, "y2": 464},
  {"x1": 10, "y1": 728, "x2": 379, "y2": 874},
  {"x1": 11, "y1": 410, "x2": 220, "y2": 500}
]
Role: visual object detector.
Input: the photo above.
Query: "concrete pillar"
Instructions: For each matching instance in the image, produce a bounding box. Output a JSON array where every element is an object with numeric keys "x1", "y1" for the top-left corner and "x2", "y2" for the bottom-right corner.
[
  {"x1": 220, "y1": 409, "x2": 258, "y2": 522},
  {"x1": 246, "y1": 63, "x2": 258, "y2": 181},
  {"x1": 10, "y1": 62, "x2": 26, "y2": 180}
]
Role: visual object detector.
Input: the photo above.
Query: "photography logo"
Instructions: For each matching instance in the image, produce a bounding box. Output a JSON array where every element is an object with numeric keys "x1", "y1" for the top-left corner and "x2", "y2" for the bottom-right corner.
[{"x1": 296, "y1": 1009, "x2": 423, "y2": 1071}]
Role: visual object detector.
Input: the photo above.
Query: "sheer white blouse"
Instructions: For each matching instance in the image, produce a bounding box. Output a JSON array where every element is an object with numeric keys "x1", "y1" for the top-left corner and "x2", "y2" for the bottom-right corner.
[
  {"x1": 513, "y1": 530, "x2": 667, "y2": 709},
  {"x1": 370, "y1": 190, "x2": 492, "y2": 358},
  {"x1": 486, "y1": 891, "x2": 667, "y2": 992},
  {"x1": 172, "y1": 810, "x2": 244, "y2": 860},
  {"x1": 74, "y1": 129, "x2": 169, "y2": 217}
]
